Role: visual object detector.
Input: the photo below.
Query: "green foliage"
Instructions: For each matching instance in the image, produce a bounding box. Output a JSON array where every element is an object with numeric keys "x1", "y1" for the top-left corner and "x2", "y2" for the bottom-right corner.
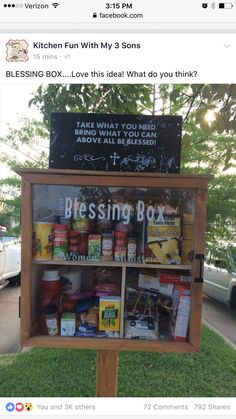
[
  {"x1": 1, "y1": 84, "x2": 235, "y2": 254},
  {"x1": 0, "y1": 118, "x2": 49, "y2": 228},
  {"x1": 149, "y1": 84, "x2": 236, "y2": 252},
  {"x1": 206, "y1": 175, "x2": 236, "y2": 255},
  {"x1": 0, "y1": 117, "x2": 49, "y2": 168},
  {"x1": 29, "y1": 84, "x2": 153, "y2": 128},
  {"x1": 0, "y1": 177, "x2": 21, "y2": 233}
]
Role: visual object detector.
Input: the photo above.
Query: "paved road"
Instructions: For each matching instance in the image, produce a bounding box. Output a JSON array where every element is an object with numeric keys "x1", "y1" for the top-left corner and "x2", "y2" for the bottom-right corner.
[
  {"x1": 202, "y1": 294, "x2": 236, "y2": 346},
  {"x1": 0, "y1": 287, "x2": 236, "y2": 354},
  {"x1": 0, "y1": 285, "x2": 21, "y2": 354}
]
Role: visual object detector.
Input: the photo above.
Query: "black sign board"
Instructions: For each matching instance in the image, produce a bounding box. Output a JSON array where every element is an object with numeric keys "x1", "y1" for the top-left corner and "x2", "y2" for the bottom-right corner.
[{"x1": 49, "y1": 113, "x2": 182, "y2": 173}]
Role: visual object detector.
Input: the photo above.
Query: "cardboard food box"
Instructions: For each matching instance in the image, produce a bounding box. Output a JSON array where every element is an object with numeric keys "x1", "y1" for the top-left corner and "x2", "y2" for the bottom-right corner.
[
  {"x1": 138, "y1": 271, "x2": 174, "y2": 297},
  {"x1": 159, "y1": 271, "x2": 191, "y2": 285},
  {"x1": 61, "y1": 313, "x2": 76, "y2": 336},
  {"x1": 99, "y1": 296, "x2": 121, "y2": 332},
  {"x1": 173, "y1": 295, "x2": 191, "y2": 342},
  {"x1": 145, "y1": 209, "x2": 181, "y2": 265}
]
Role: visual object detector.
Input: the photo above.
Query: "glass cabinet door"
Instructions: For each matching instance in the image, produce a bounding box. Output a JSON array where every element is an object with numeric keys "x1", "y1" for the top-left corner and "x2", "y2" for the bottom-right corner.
[
  {"x1": 32, "y1": 184, "x2": 196, "y2": 265},
  {"x1": 32, "y1": 184, "x2": 196, "y2": 342}
]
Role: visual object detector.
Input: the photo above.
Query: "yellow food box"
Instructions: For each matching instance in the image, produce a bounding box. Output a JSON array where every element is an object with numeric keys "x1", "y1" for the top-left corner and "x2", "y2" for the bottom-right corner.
[
  {"x1": 147, "y1": 218, "x2": 181, "y2": 242},
  {"x1": 145, "y1": 215, "x2": 181, "y2": 264},
  {"x1": 99, "y1": 297, "x2": 121, "y2": 332}
]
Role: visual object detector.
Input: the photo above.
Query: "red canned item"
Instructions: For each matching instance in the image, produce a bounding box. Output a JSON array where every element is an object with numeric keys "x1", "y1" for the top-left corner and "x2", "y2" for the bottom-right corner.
[
  {"x1": 54, "y1": 233, "x2": 68, "y2": 239},
  {"x1": 115, "y1": 231, "x2": 127, "y2": 240},
  {"x1": 69, "y1": 231, "x2": 79, "y2": 237},
  {"x1": 68, "y1": 245, "x2": 79, "y2": 261},
  {"x1": 115, "y1": 238, "x2": 126, "y2": 246},
  {"x1": 54, "y1": 224, "x2": 68, "y2": 229},
  {"x1": 78, "y1": 232, "x2": 88, "y2": 255},
  {"x1": 54, "y1": 224, "x2": 69, "y2": 232},
  {"x1": 114, "y1": 245, "x2": 126, "y2": 262},
  {"x1": 69, "y1": 238, "x2": 80, "y2": 245},
  {"x1": 114, "y1": 231, "x2": 127, "y2": 262},
  {"x1": 69, "y1": 244, "x2": 79, "y2": 252}
]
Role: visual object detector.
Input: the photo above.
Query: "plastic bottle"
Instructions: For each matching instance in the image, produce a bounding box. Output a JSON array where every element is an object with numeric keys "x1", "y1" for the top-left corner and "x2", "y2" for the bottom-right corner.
[{"x1": 39, "y1": 270, "x2": 61, "y2": 334}]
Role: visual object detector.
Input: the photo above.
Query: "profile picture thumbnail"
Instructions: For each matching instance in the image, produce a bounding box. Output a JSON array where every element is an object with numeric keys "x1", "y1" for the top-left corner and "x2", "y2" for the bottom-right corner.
[{"x1": 6, "y1": 39, "x2": 29, "y2": 62}]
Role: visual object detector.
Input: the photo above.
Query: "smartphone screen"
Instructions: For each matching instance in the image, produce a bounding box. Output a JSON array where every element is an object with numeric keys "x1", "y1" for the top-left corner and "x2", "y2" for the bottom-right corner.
[{"x1": 0, "y1": 1, "x2": 235, "y2": 418}]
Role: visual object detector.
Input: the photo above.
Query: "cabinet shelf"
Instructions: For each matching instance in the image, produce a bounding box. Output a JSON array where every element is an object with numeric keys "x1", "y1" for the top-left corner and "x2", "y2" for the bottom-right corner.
[
  {"x1": 32, "y1": 259, "x2": 192, "y2": 270},
  {"x1": 25, "y1": 334, "x2": 195, "y2": 353}
]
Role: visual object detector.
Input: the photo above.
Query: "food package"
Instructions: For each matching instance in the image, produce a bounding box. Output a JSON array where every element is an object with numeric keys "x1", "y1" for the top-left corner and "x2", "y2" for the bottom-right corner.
[
  {"x1": 75, "y1": 308, "x2": 100, "y2": 337},
  {"x1": 145, "y1": 205, "x2": 181, "y2": 265},
  {"x1": 173, "y1": 295, "x2": 191, "y2": 342},
  {"x1": 138, "y1": 270, "x2": 160, "y2": 291},
  {"x1": 159, "y1": 271, "x2": 191, "y2": 285},
  {"x1": 125, "y1": 318, "x2": 158, "y2": 340},
  {"x1": 99, "y1": 296, "x2": 121, "y2": 332},
  {"x1": 138, "y1": 271, "x2": 174, "y2": 297},
  {"x1": 61, "y1": 313, "x2": 76, "y2": 336},
  {"x1": 88, "y1": 234, "x2": 101, "y2": 260}
]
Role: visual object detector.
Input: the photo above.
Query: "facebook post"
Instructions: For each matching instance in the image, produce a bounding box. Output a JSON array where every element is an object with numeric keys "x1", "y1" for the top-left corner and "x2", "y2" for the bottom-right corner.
[{"x1": 0, "y1": 1, "x2": 235, "y2": 418}]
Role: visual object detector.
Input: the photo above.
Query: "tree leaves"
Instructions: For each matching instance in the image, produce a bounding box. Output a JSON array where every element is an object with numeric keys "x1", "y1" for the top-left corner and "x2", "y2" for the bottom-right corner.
[
  {"x1": 0, "y1": 118, "x2": 49, "y2": 231},
  {"x1": 1, "y1": 84, "x2": 235, "y2": 255},
  {"x1": 29, "y1": 84, "x2": 153, "y2": 128}
]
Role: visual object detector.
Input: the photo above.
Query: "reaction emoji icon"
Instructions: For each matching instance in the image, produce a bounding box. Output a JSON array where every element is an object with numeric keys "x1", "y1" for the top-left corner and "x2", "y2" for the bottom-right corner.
[
  {"x1": 25, "y1": 402, "x2": 33, "y2": 411},
  {"x1": 6, "y1": 402, "x2": 15, "y2": 412},
  {"x1": 16, "y1": 402, "x2": 24, "y2": 412}
]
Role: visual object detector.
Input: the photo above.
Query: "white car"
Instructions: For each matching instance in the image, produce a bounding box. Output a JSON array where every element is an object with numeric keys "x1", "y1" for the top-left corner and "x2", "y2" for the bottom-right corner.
[
  {"x1": 203, "y1": 250, "x2": 236, "y2": 308},
  {"x1": 0, "y1": 236, "x2": 21, "y2": 290}
]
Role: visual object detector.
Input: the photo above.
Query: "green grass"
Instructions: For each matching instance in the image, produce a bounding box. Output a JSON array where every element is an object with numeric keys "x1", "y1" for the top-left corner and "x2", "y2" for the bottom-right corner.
[{"x1": 0, "y1": 325, "x2": 235, "y2": 397}]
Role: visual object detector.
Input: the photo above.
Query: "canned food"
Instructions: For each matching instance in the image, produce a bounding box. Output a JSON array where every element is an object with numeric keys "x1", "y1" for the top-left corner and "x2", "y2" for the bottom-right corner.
[
  {"x1": 53, "y1": 238, "x2": 68, "y2": 261},
  {"x1": 32, "y1": 222, "x2": 53, "y2": 260},
  {"x1": 102, "y1": 232, "x2": 113, "y2": 261}
]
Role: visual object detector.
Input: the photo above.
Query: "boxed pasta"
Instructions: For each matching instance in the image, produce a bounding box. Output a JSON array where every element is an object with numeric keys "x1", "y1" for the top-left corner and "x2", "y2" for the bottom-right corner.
[{"x1": 145, "y1": 204, "x2": 181, "y2": 265}]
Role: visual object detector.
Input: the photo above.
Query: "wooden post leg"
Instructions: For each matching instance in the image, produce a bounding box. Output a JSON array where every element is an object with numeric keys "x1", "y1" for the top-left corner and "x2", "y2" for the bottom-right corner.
[{"x1": 96, "y1": 350, "x2": 119, "y2": 397}]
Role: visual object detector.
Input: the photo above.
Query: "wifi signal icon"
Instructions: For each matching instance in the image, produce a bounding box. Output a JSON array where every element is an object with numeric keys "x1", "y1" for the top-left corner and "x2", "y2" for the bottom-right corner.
[{"x1": 52, "y1": 2, "x2": 59, "y2": 8}]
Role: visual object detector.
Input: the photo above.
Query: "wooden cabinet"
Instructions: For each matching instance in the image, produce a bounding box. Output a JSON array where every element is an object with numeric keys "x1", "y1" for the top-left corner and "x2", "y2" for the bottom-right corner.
[{"x1": 17, "y1": 169, "x2": 212, "y2": 353}]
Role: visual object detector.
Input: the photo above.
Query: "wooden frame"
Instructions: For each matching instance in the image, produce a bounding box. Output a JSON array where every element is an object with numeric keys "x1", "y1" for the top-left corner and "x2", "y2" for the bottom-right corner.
[{"x1": 17, "y1": 169, "x2": 212, "y2": 354}]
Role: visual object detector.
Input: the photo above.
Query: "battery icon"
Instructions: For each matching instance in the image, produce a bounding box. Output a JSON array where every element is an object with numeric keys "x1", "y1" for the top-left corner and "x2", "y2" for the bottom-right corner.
[{"x1": 219, "y1": 2, "x2": 233, "y2": 7}]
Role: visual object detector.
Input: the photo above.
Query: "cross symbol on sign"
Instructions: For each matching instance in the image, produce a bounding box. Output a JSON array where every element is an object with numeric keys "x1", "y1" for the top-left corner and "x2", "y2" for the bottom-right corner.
[{"x1": 110, "y1": 152, "x2": 120, "y2": 166}]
